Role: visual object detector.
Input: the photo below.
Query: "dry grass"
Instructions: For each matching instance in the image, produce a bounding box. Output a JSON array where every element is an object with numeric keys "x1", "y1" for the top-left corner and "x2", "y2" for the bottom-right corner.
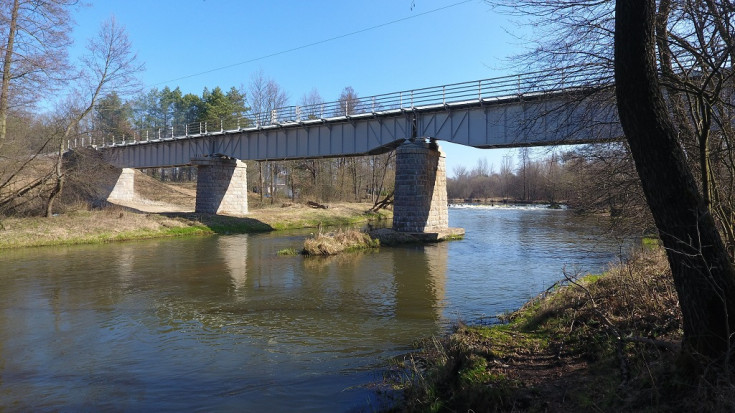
[
  {"x1": 133, "y1": 172, "x2": 197, "y2": 209},
  {"x1": 248, "y1": 202, "x2": 390, "y2": 230},
  {"x1": 385, "y1": 246, "x2": 735, "y2": 412},
  {"x1": 302, "y1": 229, "x2": 380, "y2": 255},
  {"x1": 0, "y1": 205, "x2": 207, "y2": 249},
  {"x1": 0, "y1": 201, "x2": 390, "y2": 250}
]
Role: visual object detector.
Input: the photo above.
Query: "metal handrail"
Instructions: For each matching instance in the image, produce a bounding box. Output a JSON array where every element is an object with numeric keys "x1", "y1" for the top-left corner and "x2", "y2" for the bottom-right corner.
[{"x1": 72, "y1": 65, "x2": 611, "y2": 149}]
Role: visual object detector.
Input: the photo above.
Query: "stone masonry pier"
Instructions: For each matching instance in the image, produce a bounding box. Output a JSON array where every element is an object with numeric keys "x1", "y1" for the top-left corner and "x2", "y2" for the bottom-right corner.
[
  {"x1": 191, "y1": 156, "x2": 248, "y2": 216},
  {"x1": 393, "y1": 139, "x2": 462, "y2": 238},
  {"x1": 108, "y1": 168, "x2": 136, "y2": 201}
]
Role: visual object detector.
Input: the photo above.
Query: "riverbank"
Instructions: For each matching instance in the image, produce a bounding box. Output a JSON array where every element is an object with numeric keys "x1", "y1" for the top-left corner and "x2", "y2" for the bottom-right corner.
[
  {"x1": 0, "y1": 202, "x2": 391, "y2": 250},
  {"x1": 385, "y1": 247, "x2": 733, "y2": 412}
]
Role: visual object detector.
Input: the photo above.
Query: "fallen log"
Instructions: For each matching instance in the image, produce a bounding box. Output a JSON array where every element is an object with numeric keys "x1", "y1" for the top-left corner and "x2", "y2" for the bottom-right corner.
[{"x1": 307, "y1": 200, "x2": 329, "y2": 209}]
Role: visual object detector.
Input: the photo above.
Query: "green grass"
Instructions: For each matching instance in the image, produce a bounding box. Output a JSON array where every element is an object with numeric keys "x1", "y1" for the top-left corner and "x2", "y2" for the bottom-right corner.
[
  {"x1": 276, "y1": 248, "x2": 301, "y2": 256},
  {"x1": 642, "y1": 236, "x2": 661, "y2": 249}
]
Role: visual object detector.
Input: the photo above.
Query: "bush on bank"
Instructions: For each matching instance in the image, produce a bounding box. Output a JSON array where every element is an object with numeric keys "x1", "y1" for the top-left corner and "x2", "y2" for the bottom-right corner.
[{"x1": 385, "y1": 247, "x2": 735, "y2": 412}]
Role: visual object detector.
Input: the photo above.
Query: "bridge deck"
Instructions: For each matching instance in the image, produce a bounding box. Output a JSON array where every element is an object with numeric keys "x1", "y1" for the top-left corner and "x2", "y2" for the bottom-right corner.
[{"x1": 82, "y1": 70, "x2": 621, "y2": 168}]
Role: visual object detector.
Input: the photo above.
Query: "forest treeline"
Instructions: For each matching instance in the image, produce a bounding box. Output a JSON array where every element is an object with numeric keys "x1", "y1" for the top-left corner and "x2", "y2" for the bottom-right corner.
[{"x1": 447, "y1": 144, "x2": 650, "y2": 226}]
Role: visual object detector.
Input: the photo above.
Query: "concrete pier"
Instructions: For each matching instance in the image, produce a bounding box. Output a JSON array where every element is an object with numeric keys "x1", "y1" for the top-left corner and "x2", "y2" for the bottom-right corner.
[
  {"x1": 192, "y1": 156, "x2": 248, "y2": 216},
  {"x1": 393, "y1": 139, "x2": 450, "y2": 233},
  {"x1": 108, "y1": 168, "x2": 136, "y2": 201}
]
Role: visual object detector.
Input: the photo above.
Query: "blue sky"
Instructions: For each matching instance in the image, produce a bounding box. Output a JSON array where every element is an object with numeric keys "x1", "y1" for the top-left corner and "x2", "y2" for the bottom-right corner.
[{"x1": 70, "y1": 0, "x2": 534, "y2": 175}]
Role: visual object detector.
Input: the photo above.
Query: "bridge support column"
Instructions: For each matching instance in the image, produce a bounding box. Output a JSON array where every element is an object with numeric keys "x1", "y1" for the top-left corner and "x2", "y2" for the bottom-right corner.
[
  {"x1": 108, "y1": 168, "x2": 136, "y2": 201},
  {"x1": 393, "y1": 139, "x2": 450, "y2": 234},
  {"x1": 192, "y1": 156, "x2": 248, "y2": 216}
]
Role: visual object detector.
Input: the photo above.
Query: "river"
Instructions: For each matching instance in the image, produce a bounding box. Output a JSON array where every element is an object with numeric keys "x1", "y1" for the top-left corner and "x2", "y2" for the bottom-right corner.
[{"x1": 0, "y1": 206, "x2": 631, "y2": 412}]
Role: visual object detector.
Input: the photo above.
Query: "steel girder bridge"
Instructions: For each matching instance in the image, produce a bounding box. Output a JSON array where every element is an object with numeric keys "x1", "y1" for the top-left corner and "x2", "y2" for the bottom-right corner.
[{"x1": 79, "y1": 67, "x2": 622, "y2": 169}]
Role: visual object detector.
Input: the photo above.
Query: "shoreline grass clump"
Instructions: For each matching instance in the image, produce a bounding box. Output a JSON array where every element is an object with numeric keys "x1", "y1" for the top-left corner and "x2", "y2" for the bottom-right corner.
[
  {"x1": 276, "y1": 248, "x2": 301, "y2": 256},
  {"x1": 302, "y1": 229, "x2": 379, "y2": 256}
]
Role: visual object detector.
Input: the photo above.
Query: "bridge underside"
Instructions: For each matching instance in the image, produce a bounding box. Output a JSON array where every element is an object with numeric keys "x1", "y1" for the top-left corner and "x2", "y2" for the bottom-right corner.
[{"x1": 101, "y1": 91, "x2": 621, "y2": 231}]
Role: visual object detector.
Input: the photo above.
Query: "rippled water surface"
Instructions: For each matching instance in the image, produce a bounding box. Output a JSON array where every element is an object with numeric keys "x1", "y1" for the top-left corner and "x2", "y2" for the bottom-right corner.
[{"x1": 0, "y1": 207, "x2": 629, "y2": 411}]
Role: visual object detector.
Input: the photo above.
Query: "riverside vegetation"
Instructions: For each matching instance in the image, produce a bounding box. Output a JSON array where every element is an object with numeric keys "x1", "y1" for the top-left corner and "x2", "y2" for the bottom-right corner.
[
  {"x1": 0, "y1": 204, "x2": 391, "y2": 250},
  {"x1": 0, "y1": 170, "x2": 391, "y2": 250},
  {"x1": 385, "y1": 245, "x2": 735, "y2": 412}
]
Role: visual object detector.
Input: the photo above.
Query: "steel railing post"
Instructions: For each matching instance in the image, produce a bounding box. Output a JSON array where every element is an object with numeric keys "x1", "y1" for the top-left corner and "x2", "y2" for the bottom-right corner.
[{"x1": 517, "y1": 75, "x2": 521, "y2": 95}]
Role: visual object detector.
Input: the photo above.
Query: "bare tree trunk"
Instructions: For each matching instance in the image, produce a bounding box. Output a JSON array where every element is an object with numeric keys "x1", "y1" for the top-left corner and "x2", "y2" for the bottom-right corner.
[
  {"x1": 615, "y1": 0, "x2": 735, "y2": 363},
  {"x1": 258, "y1": 161, "x2": 264, "y2": 204},
  {"x1": 0, "y1": 0, "x2": 20, "y2": 147},
  {"x1": 289, "y1": 163, "x2": 296, "y2": 201},
  {"x1": 352, "y1": 158, "x2": 359, "y2": 202},
  {"x1": 270, "y1": 162, "x2": 277, "y2": 204},
  {"x1": 45, "y1": 140, "x2": 65, "y2": 217}
]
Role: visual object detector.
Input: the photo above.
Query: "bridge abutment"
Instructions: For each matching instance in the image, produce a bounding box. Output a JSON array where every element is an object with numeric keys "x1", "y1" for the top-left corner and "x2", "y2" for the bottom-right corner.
[
  {"x1": 192, "y1": 156, "x2": 248, "y2": 216},
  {"x1": 108, "y1": 168, "x2": 136, "y2": 201},
  {"x1": 393, "y1": 139, "x2": 451, "y2": 234}
]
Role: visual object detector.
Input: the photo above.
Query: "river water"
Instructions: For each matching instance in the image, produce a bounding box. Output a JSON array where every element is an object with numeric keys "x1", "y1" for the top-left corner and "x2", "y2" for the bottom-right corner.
[{"x1": 0, "y1": 206, "x2": 630, "y2": 411}]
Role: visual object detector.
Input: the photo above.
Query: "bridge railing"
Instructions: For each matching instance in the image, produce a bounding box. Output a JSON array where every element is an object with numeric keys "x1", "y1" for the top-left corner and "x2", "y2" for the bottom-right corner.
[{"x1": 70, "y1": 65, "x2": 610, "y2": 149}]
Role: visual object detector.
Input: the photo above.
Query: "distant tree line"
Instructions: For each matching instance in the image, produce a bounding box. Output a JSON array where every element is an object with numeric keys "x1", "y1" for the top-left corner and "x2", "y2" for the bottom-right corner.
[{"x1": 448, "y1": 144, "x2": 648, "y2": 221}]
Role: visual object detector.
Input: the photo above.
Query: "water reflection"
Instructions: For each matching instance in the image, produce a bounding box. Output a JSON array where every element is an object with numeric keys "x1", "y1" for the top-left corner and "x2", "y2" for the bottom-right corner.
[
  {"x1": 0, "y1": 208, "x2": 628, "y2": 411},
  {"x1": 217, "y1": 235, "x2": 248, "y2": 290},
  {"x1": 393, "y1": 244, "x2": 447, "y2": 321}
]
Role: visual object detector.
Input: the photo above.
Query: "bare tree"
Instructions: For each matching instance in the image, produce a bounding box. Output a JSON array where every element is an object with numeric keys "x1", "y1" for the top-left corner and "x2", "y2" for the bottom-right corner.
[
  {"x1": 300, "y1": 88, "x2": 324, "y2": 119},
  {"x1": 248, "y1": 69, "x2": 288, "y2": 124},
  {"x1": 616, "y1": 0, "x2": 735, "y2": 365},
  {"x1": 247, "y1": 71, "x2": 288, "y2": 203},
  {"x1": 492, "y1": 0, "x2": 735, "y2": 363},
  {"x1": 0, "y1": 0, "x2": 75, "y2": 148},
  {"x1": 45, "y1": 17, "x2": 143, "y2": 217},
  {"x1": 336, "y1": 86, "x2": 361, "y2": 116}
]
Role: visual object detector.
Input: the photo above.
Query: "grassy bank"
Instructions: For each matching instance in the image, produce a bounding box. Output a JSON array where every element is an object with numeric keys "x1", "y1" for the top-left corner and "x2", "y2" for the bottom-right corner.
[
  {"x1": 386, "y1": 247, "x2": 734, "y2": 412},
  {"x1": 0, "y1": 203, "x2": 391, "y2": 250}
]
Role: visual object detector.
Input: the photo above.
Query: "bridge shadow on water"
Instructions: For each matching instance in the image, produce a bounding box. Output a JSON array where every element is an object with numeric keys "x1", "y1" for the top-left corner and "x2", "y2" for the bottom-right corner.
[{"x1": 160, "y1": 212, "x2": 274, "y2": 234}]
